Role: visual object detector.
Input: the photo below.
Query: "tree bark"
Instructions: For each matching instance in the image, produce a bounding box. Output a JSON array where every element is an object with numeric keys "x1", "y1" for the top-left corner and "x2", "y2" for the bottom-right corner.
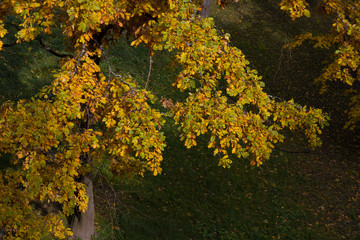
[
  {"x1": 70, "y1": 176, "x2": 96, "y2": 240},
  {"x1": 200, "y1": 0, "x2": 212, "y2": 18},
  {"x1": 68, "y1": 30, "x2": 107, "y2": 240}
]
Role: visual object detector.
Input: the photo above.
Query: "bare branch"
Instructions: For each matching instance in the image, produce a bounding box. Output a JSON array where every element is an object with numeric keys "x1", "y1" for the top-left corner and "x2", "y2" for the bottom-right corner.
[
  {"x1": 145, "y1": 51, "x2": 153, "y2": 89},
  {"x1": 37, "y1": 37, "x2": 73, "y2": 58},
  {"x1": 272, "y1": 46, "x2": 284, "y2": 83},
  {"x1": 3, "y1": 42, "x2": 17, "y2": 48},
  {"x1": 4, "y1": 22, "x2": 20, "y2": 31},
  {"x1": 188, "y1": 0, "x2": 197, "y2": 18},
  {"x1": 72, "y1": 44, "x2": 87, "y2": 78}
]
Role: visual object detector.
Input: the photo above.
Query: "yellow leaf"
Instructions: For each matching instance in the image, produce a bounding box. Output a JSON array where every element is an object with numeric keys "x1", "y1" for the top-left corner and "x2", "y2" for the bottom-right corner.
[{"x1": 304, "y1": 9, "x2": 310, "y2": 18}]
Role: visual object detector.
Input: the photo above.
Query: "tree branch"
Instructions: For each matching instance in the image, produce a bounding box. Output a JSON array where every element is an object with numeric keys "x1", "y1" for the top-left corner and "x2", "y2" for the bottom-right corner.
[
  {"x1": 72, "y1": 44, "x2": 87, "y2": 78},
  {"x1": 37, "y1": 37, "x2": 73, "y2": 58},
  {"x1": 145, "y1": 51, "x2": 153, "y2": 89},
  {"x1": 3, "y1": 42, "x2": 17, "y2": 48},
  {"x1": 274, "y1": 145, "x2": 322, "y2": 154}
]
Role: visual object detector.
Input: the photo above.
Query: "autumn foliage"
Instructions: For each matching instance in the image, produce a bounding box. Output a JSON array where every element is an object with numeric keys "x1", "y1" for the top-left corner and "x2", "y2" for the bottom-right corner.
[
  {"x1": 0, "y1": 0, "x2": 329, "y2": 239},
  {"x1": 281, "y1": 0, "x2": 360, "y2": 129}
]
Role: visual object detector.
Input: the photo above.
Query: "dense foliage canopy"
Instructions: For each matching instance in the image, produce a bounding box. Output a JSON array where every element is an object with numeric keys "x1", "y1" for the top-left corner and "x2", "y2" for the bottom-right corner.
[{"x1": 0, "y1": 0, "x2": 335, "y2": 239}]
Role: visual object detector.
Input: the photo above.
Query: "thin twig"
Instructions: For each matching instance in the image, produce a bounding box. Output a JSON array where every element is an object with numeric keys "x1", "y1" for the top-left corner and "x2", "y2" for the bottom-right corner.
[
  {"x1": 145, "y1": 52, "x2": 153, "y2": 89},
  {"x1": 272, "y1": 46, "x2": 284, "y2": 83},
  {"x1": 268, "y1": 94, "x2": 288, "y2": 103},
  {"x1": 274, "y1": 145, "x2": 323, "y2": 154}
]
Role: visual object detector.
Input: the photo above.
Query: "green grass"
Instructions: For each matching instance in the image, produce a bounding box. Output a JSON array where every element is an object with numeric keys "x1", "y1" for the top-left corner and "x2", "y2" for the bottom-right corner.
[
  {"x1": 101, "y1": 38, "x2": 185, "y2": 101},
  {"x1": 0, "y1": 40, "x2": 59, "y2": 103}
]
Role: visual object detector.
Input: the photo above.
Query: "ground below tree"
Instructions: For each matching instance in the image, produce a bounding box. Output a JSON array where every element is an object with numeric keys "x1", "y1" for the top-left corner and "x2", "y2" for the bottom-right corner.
[{"x1": 94, "y1": 1, "x2": 360, "y2": 239}]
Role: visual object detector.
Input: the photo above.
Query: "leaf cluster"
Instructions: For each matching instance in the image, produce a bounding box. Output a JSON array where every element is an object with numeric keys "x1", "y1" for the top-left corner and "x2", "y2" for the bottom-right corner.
[{"x1": 281, "y1": 0, "x2": 360, "y2": 129}]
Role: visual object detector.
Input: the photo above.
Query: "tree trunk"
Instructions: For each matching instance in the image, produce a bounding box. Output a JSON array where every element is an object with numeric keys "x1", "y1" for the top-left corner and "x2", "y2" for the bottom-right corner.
[
  {"x1": 70, "y1": 176, "x2": 96, "y2": 240},
  {"x1": 200, "y1": 0, "x2": 212, "y2": 18}
]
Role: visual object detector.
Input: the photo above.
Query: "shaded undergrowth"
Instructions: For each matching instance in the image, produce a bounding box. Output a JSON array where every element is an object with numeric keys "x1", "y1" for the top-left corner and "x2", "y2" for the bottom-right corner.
[
  {"x1": 95, "y1": 128, "x2": 336, "y2": 240},
  {"x1": 94, "y1": 1, "x2": 360, "y2": 239}
]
